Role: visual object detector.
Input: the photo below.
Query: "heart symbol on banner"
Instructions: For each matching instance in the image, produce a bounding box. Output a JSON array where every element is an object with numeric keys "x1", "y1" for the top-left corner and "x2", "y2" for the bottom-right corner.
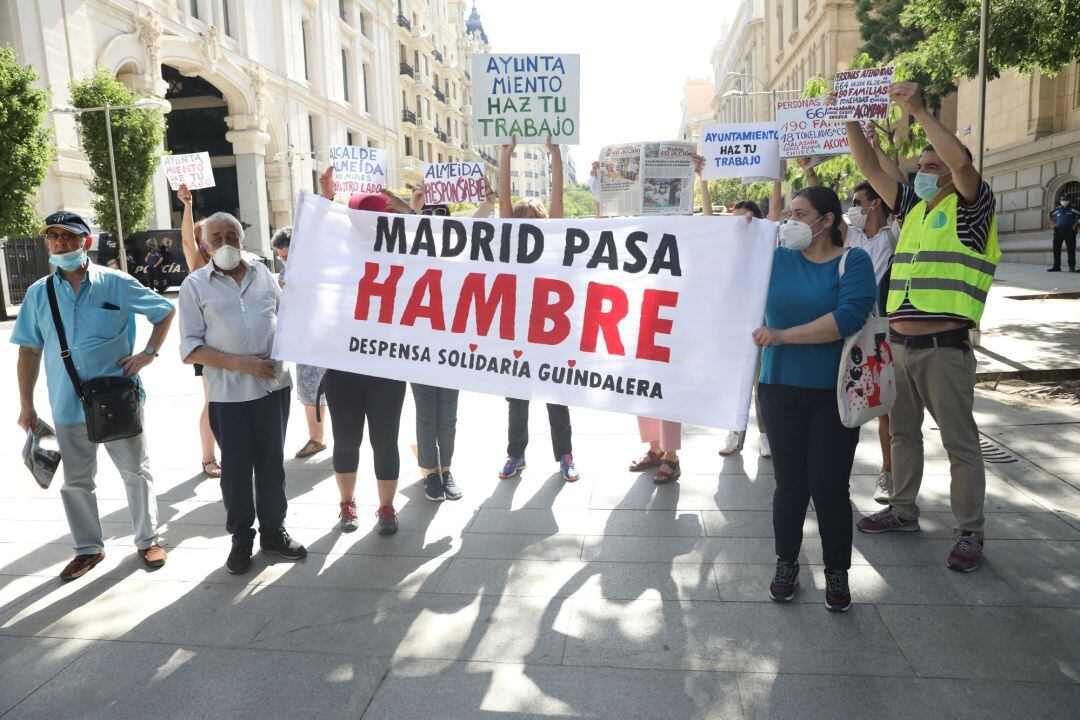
[
  {"x1": 568, "y1": 359, "x2": 577, "y2": 367},
  {"x1": 513, "y1": 350, "x2": 523, "y2": 359},
  {"x1": 468, "y1": 343, "x2": 478, "y2": 352}
]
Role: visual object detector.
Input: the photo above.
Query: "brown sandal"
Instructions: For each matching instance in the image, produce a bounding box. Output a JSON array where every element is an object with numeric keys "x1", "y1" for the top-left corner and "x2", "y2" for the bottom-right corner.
[
  {"x1": 629, "y1": 449, "x2": 664, "y2": 472},
  {"x1": 294, "y1": 439, "x2": 327, "y2": 459},
  {"x1": 653, "y1": 459, "x2": 681, "y2": 484},
  {"x1": 202, "y1": 458, "x2": 222, "y2": 478}
]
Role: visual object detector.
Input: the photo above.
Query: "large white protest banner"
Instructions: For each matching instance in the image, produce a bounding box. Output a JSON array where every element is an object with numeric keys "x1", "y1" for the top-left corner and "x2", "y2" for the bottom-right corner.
[
  {"x1": 824, "y1": 66, "x2": 895, "y2": 122},
  {"x1": 423, "y1": 161, "x2": 486, "y2": 205},
  {"x1": 599, "y1": 141, "x2": 696, "y2": 217},
  {"x1": 701, "y1": 123, "x2": 782, "y2": 181},
  {"x1": 776, "y1": 97, "x2": 853, "y2": 158},
  {"x1": 330, "y1": 146, "x2": 387, "y2": 199},
  {"x1": 163, "y1": 152, "x2": 215, "y2": 190},
  {"x1": 471, "y1": 53, "x2": 580, "y2": 145},
  {"x1": 273, "y1": 190, "x2": 776, "y2": 429}
]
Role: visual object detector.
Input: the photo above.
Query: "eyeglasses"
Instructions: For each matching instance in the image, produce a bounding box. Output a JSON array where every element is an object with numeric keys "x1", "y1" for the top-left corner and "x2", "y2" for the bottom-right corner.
[
  {"x1": 421, "y1": 208, "x2": 449, "y2": 216},
  {"x1": 850, "y1": 199, "x2": 863, "y2": 207},
  {"x1": 44, "y1": 231, "x2": 83, "y2": 242}
]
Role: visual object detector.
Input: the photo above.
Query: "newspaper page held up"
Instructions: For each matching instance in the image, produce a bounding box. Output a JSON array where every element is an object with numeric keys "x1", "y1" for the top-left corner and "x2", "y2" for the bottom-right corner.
[{"x1": 599, "y1": 141, "x2": 695, "y2": 217}]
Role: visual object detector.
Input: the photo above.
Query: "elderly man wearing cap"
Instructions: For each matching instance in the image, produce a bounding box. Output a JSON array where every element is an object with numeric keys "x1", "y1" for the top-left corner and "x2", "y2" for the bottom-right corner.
[
  {"x1": 177, "y1": 211, "x2": 307, "y2": 575},
  {"x1": 12, "y1": 211, "x2": 175, "y2": 581}
]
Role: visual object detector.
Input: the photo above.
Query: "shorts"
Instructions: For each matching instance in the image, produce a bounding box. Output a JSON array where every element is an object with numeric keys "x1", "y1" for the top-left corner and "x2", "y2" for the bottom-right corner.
[{"x1": 296, "y1": 364, "x2": 327, "y2": 406}]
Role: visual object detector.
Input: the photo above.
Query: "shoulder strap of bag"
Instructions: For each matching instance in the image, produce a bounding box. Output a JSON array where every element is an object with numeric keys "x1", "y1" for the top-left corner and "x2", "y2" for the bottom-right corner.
[
  {"x1": 45, "y1": 277, "x2": 84, "y2": 400},
  {"x1": 838, "y1": 248, "x2": 850, "y2": 277}
]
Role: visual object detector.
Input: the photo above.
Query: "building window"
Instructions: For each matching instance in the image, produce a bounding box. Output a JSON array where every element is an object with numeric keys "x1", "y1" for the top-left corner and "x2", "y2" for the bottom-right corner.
[
  {"x1": 359, "y1": 11, "x2": 367, "y2": 37},
  {"x1": 776, "y1": 3, "x2": 783, "y2": 51},
  {"x1": 790, "y1": 0, "x2": 798, "y2": 32},
  {"x1": 405, "y1": 136, "x2": 413, "y2": 157},
  {"x1": 339, "y1": 0, "x2": 348, "y2": 22},
  {"x1": 341, "y1": 50, "x2": 350, "y2": 102},
  {"x1": 189, "y1": 0, "x2": 198, "y2": 18},
  {"x1": 419, "y1": 141, "x2": 424, "y2": 160},
  {"x1": 362, "y1": 64, "x2": 370, "y2": 112},
  {"x1": 301, "y1": 21, "x2": 312, "y2": 80},
  {"x1": 346, "y1": 131, "x2": 354, "y2": 146},
  {"x1": 1058, "y1": 181, "x2": 1080, "y2": 209}
]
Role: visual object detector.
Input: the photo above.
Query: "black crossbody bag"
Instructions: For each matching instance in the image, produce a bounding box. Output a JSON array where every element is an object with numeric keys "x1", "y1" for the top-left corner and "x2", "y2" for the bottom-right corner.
[{"x1": 46, "y1": 279, "x2": 143, "y2": 443}]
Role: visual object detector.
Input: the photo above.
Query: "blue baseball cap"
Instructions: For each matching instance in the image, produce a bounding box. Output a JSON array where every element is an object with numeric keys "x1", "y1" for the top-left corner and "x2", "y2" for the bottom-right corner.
[{"x1": 40, "y1": 211, "x2": 92, "y2": 237}]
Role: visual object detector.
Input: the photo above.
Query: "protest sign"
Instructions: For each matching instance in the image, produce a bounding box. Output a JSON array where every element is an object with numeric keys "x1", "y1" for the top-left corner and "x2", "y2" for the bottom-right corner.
[
  {"x1": 330, "y1": 146, "x2": 387, "y2": 199},
  {"x1": 471, "y1": 53, "x2": 580, "y2": 145},
  {"x1": 824, "y1": 66, "x2": 895, "y2": 122},
  {"x1": 162, "y1": 152, "x2": 215, "y2": 190},
  {"x1": 423, "y1": 161, "x2": 486, "y2": 205},
  {"x1": 700, "y1": 123, "x2": 782, "y2": 181},
  {"x1": 599, "y1": 142, "x2": 695, "y2": 217},
  {"x1": 776, "y1": 97, "x2": 852, "y2": 158},
  {"x1": 274, "y1": 190, "x2": 777, "y2": 429}
]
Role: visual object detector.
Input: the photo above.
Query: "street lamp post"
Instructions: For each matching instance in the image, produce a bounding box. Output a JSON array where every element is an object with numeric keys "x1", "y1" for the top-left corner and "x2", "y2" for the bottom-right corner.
[{"x1": 52, "y1": 98, "x2": 162, "y2": 274}]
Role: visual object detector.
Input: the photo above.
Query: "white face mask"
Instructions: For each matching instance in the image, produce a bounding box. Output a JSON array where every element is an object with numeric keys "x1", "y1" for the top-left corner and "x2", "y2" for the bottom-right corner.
[
  {"x1": 1062, "y1": 200, "x2": 1070, "y2": 208},
  {"x1": 845, "y1": 205, "x2": 868, "y2": 230},
  {"x1": 779, "y1": 218, "x2": 821, "y2": 250},
  {"x1": 213, "y1": 244, "x2": 241, "y2": 271}
]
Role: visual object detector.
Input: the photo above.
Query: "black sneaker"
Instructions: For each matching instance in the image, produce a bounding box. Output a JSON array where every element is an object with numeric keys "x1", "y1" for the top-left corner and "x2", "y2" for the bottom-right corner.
[
  {"x1": 1047, "y1": 267, "x2": 1061, "y2": 272},
  {"x1": 442, "y1": 471, "x2": 463, "y2": 501},
  {"x1": 824, "y1": 569, "x2": 852, "y2": 613},
  {"x1": 425, "y1": 472, "x2": 445, "y2": 502},
  {"x1": 376, "y1": 506, "x2": 399, "y2": 535},
  {"x1": 226, "y1": 534, "x2": 254, "y2": 575},
  {"x1": 769, "y1": 559, "x2": 799, "y2": 602},
  {"x1": 260, "y1": 528, "x2": 307, "y2": 560}
]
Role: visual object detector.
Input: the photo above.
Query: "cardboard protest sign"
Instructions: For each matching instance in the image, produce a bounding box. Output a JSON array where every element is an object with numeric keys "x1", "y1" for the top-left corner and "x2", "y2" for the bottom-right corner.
[
  {"x1": 330, "y1": 146, "x2": 387, "y2": 198},
  {"x1": 777, "y1": 97, "x2": 853, "y2": 158},
  {"x1": 471, "y1": 53, "x2": 580, "y2": 145},
  {"x1": 163, "y1": 152, "x2": 215, "y2": 190},
  {"x1": 825, "y1": 66, "x2": 895, "y2": 122},
  {"x1": 423, "y1": 162, "x2": 486, "y2": 205},
  {"x1": 275, "y1": 190, "x2": 777, "y2": 429},
  {"x1": 700, "y1": 124, "x2": 782, "y2": 181}
]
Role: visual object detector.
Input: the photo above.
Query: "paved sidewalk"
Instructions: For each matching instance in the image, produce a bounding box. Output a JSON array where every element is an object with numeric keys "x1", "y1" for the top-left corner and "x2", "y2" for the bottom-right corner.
[{"x1": 1, "y1": 280, "x2": 1078, "y2": 719}]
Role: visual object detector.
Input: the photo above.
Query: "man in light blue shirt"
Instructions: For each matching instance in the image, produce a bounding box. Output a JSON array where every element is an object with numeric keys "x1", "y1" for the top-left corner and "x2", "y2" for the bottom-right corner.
[{"x1": 13, "y1": 211, "x2": 175, "y2": 581}]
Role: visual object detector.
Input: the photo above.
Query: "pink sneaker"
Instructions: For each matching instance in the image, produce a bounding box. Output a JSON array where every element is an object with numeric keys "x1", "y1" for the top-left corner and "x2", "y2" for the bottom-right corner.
[{"x1": 339, "y1": 499, "x2": 359, "y2": 533}]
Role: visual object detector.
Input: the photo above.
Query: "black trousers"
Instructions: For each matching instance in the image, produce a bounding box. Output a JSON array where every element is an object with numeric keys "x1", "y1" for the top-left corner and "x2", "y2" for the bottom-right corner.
[
  {"x1": 323, "y1": 370, "x2": 406, "y2": 479},
  {"x1": 506, "y1": 398, "x2": 572, "y2": 460},
  {"x1": 1052, "y1": 227, "x2": 1077, "y2": 269},
  {"x1": 208, "y1": 387, "x2": 291, "y2": 539},
  {"x1": 759, "y1": 383, "x2": 860, "y2": 571}
]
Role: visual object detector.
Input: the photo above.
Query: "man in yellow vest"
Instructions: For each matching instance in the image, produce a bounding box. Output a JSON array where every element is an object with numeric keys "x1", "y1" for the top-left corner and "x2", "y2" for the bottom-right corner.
[{"x1": 843, "y1": 82, "x2": 1000, "y2": 573}]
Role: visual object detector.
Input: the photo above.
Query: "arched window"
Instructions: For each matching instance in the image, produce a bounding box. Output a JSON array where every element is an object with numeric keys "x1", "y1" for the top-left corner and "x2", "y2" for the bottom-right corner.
[{"x1": 1057, "y1": 180, "x2": 1080, "y2": 207}]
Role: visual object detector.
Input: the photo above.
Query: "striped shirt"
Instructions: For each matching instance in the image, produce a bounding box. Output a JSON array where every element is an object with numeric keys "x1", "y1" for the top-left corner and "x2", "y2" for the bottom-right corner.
[{"x1": 888, "y1": 181, "x2": 995, "y2": 323}]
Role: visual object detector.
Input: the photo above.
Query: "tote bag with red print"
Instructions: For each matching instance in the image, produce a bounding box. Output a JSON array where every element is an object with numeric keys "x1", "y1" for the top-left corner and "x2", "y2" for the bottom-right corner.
[{"x1": 837, "y1": 250, "x2": 896, "y2": 428}]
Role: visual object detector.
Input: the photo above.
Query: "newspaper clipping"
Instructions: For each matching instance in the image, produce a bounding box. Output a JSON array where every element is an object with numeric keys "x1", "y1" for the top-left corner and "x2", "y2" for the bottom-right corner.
[{"x1": 598, "y1": 141, "x2": 695, "y2": 217}]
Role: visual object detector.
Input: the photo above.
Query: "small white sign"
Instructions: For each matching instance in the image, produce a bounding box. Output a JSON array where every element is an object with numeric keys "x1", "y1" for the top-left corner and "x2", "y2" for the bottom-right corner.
[
  {"x1": 330, "y1": 146, "x2": 387, "y2": 198},
  {"x1": 423, "y1": 162, "x2": 486, "y2": 205},
  {"x1": 163, "y1": 152, "x2": 215, "y2": 190},
  {"x1": 700, "y1": 123, "x2": 782, "y2": 181},
  {"x1": 471, "y1": 53, "x2": 580, "y2": 145},
  {"x1": 825, "y1": 66, "x2": 896, "y2": 122}
]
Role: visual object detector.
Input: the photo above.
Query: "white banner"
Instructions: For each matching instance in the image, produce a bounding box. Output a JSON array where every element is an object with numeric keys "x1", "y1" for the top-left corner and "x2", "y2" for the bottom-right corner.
[
  {"x1": 163, "y1": 152, "x2": 215, "y2": 190},
  {"x1": 471, "y1": 53, "x2": 580, "y2": 145},
  {"x1": 273, "y1": 191, "x2": 775, "y2": 429},
  {"x1": 701, "y1": 123, "x2": 782, "y2": 180}
]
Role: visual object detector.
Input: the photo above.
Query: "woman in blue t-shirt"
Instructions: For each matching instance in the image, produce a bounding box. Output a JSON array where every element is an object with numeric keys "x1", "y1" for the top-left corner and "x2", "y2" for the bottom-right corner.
[{"x1": 753, "y1": 186, "x2": 876, "y2": 613}]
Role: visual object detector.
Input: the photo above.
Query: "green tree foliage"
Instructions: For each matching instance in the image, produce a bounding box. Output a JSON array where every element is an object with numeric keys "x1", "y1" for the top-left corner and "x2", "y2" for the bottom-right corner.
[
  {"x1": 855, "y1": 0, "x2": 926, "y2": 63},
  {"x1": 562, "y1": 182, "x2": 598, "y2": 219},
  {"x1": 0, "y1": 47, "x2": 52, "y2": 238},
  {"x1": 694, "y1": 178, "x2": 774, "y2": 210},
  {"x1": 69, "y1": 69, "x2": 165, "y2": 235}
]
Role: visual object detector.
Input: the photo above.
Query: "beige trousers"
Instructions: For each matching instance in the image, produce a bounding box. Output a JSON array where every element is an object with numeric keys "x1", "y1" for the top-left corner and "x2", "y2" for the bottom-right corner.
[{"x1": 890, "y1": 342, "x2": 986, "y2": 537}]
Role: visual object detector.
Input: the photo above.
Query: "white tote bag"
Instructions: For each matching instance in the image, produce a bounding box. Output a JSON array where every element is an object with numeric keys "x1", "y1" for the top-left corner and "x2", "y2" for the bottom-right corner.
[{"x1": 837, "y1": 251, "x2": 896, "y2": 428}]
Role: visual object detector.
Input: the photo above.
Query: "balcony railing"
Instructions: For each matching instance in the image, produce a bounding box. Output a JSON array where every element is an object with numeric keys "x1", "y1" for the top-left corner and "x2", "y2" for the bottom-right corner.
[
  {"x1": 436, "y1": 129, "x2": 448, "y2": 142},
  {"x1": 433, "y1": 87, "x2": 446, "y2": 102},
  {"x1": 399, "y1": 62, "x2": 414, "y2": 77},
  {"x1": 397, "y1": 14, "x2": 411, "y2": 30},
  {"x1": 401, "y1": 109, "x2": 417, "y2": 124},
  {"x1": 433, "y1": 49, "x2": 443, "y2": 63}
]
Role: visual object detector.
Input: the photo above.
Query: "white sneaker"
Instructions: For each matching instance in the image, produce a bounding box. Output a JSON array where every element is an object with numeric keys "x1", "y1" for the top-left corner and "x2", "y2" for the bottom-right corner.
[
  {"x1": 718, "y1": 431, "x2": 741, "y2": 456},
  {"x1": 759, "y1": 435, "x2": 771, "y2": 458},
  {"x1": 874, "y1": 471, "x2": 892, "y2": 505}
]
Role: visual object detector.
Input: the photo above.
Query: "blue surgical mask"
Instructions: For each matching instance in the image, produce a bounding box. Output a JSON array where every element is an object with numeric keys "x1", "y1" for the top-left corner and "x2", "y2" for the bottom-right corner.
[
  {"x1": 913, "y1": 171, "x2": 945, "y2": 202},
  {"x1": 48, "y1": 249, "x2": 87, "y2": 271}
]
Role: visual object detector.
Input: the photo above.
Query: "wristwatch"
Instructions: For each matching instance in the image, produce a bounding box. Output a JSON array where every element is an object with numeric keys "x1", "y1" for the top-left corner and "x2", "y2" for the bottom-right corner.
[{"x1": 142, "y1": 344, "x2": 158, "y2": 357}]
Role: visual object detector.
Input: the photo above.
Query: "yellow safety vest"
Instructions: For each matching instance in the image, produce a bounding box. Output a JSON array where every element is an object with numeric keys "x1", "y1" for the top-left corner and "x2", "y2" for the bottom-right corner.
[{"x1": 886, "y1": 191, "x2": 1000, "y2": 323}]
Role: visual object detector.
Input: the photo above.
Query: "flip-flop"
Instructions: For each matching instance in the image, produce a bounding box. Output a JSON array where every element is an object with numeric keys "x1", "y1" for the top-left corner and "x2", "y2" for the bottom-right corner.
[
  {"x1": 202, "y1": 458, "x2": 222, "y2": 477},
  {"x1": 295, "y1": 439, "x2": 327, "y2": 459}
]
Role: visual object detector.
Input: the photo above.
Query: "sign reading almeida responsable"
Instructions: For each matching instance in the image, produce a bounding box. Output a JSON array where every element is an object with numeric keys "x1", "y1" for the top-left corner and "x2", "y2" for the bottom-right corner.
[{"x1": 471, "y1": 53, "x2": 580, "y2": 145}]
